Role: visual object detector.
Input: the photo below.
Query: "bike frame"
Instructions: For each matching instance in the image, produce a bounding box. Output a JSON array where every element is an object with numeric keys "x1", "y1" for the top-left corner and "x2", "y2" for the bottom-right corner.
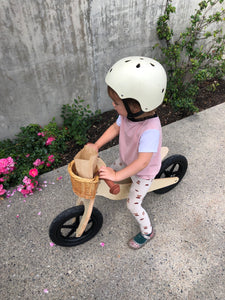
[{"x1": 74, "y1": 147, "x2": 179, "y2": 237}]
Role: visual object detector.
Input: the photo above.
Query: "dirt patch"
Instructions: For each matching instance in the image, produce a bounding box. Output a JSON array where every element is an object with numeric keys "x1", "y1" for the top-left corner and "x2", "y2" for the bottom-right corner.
[{"x1": 59, "y1": 79, "x2": 225, "y2": 166}]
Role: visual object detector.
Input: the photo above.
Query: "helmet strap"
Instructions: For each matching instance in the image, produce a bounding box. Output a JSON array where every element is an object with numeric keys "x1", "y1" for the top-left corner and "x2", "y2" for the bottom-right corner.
[
  {"x1": 129, "y1": 113, "x2": 158, "y2": 122},
  {"x1": 123, "y1": 100, "x2": 144, "y2": 121},
  {"x1": 123, "y1": 100, "x2": 157, "y2": 122}
]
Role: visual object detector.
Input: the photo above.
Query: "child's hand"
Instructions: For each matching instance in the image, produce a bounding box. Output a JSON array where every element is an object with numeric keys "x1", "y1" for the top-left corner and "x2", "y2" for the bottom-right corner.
[
  {"x1": 99, "y1": 166, "x2": 117, "y2": 181},
  {"x1": 86, "y1": 143, "x2": 99, "y2": 152}
]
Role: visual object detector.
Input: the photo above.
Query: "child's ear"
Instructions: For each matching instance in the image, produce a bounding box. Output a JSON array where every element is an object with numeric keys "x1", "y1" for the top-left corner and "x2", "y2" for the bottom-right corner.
[{"x1": 129, "y1": 103, "x2": 141, "y2": 113}]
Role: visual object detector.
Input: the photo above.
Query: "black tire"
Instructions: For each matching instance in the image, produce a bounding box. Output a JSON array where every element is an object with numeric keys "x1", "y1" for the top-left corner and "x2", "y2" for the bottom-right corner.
[
  {"x1": 49, "y1": 205, "x2": 103, "y2": 247},
  {"x1": 154, "y1": 155, "x2": 188, "y2": 194}
]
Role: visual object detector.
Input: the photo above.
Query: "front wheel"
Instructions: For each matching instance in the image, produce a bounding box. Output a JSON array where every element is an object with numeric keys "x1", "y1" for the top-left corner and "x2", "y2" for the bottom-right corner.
[
  {"x1": 154, "y1": 155, "x2": 188, "y2": 194},
  {"x1": 49, "y1": 205, "x2": 103, "y2": 247}
]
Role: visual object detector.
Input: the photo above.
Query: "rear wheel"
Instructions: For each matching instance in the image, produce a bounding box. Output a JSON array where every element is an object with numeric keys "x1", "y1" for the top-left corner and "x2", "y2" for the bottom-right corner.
[
  {"x1": 49, "y1": 205, "x2": 103, "y2": 247},
  {"x1": 154, "y1": 155, "x2": 188, "y2": 194}
]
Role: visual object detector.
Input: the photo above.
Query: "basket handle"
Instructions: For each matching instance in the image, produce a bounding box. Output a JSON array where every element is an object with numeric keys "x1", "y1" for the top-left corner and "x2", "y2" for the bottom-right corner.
[{"x1": 103, "y1": 179, "x2": 120, "y2": 195}]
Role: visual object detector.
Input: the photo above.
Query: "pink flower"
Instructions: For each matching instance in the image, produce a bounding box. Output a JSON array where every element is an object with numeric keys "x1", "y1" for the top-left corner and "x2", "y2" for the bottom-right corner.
[
  {"x1": 0, "y1": 158, "x2": 8, "y2": 174},
  {"x1": 0, "y1": 177, "x2": 5, "y2": 182},
  {"x1": 45, "y1": 137, "x2": 55, "y2": 146},
  {"x1": 0, "y1": 184, "x2": 6, "y2": 195},
  {"x1": 33, "y1": 159, "x2": 45, "y2": 166},
  {"x1": 0, "y1": 158, "x2": 8, "y2": 167},
  {"x1": 0, "y1": 157, "x2": 15, "y2": 174},
  {"x1": 38, "y1": 132, "x2": 45, "y2": 137},
  {"x1": 46, "y1": 163, "x2": 51, "y2": 167},
  {"x1": 21, "y1": 189, "x2": 30, "y2": 196},
  {"x1": 25, "y1": 154, "x2": 30, "y2": 158},
  {"x1": 48, "y1": 155, "x2": 55, "y2": 163},
  {"x1": 23, "y1": 176, "x2": 31, "y2": 185},
  {"x1": 7, "y1": 157, "x2": 15, "y2": 170},
  {"x1": 19, "y1": 177, "x2": 38, "y2": 196},
  {"x1": 29, "y1": 168, "x2": 38, "y2": 178},
  {"x1": 26, "y1": 182, "x2": 35, "y2": 191}
]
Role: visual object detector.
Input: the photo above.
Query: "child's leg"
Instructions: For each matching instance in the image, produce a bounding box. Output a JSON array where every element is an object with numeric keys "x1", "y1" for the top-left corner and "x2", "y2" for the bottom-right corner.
[
  {"x1": 111, "y1": 159, "x2": 154, "y2": 248},
  {"x1": 127, "y1": 176, "x2": 153, "y2": 236}
]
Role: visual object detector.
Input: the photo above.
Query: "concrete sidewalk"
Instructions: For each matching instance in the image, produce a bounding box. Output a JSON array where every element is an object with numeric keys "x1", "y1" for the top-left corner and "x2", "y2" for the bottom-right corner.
[{"x1": 1, "y1": 103, "x2": 225, "y2": 300}]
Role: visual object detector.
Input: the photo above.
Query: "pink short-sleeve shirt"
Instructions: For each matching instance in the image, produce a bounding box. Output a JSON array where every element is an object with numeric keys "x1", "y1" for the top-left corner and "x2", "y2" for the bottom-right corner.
[{"x1": 117, "y1": 115, "x2": 162, "y2": 179}]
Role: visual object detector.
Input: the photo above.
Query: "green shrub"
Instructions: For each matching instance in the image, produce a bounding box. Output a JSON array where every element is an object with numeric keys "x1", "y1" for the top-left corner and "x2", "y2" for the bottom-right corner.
[
  {"x1": 0, "y1": 99, "x2": 101, "y2": 194},
  {"x1": 154, "y1": 0, "x2": 225, "y2": 112},
  {"x1": 0, "y1": 120, "x2": 69, "y2": 190},
  {"x1": 61, "y1": 97, "x2": 101, "y2": 145},
  {"x1": 42, "y1": 118, "x2": 69, "y2": 165}
]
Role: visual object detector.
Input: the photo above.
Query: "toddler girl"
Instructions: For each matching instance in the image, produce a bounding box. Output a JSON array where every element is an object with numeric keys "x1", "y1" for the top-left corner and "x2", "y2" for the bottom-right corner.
[{"x1": 89, "y1": 56, "x2": 167, "y2": 249}]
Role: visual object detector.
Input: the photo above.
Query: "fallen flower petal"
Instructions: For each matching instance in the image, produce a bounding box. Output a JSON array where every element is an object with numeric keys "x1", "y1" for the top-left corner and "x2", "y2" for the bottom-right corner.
[
  {"x1": 16, "y1": 214, "x2": 19, "y2": 218},
  {"x1": 57, "y1": 176, "x2": 62, "y2": 180},
  {"x1": 10, "y1": 189, "x2": 16, "y2": 197},
  {"x1": 49, "y1": 242, "x2": 55, "y2": 247},
  {"x1": 100, "y1": 242, "x2": 105, "y2": 247},
  {"x1": 6, "y1": 191, "x2": 12, "y2": 198},
  {"x1": 17, "y1": 184, "x2": 25, "y2": 192},
  {"x1": 43, "y1": 289, "x2": 49, "y2": 293},
  {"x1": 38, "y1": 211, "x2": 41, "y2": 215}
]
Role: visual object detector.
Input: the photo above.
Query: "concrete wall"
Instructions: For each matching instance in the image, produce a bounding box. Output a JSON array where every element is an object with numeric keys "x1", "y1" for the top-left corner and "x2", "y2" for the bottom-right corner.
[{"x1": 0, "y1": 0, "x2": 224, "y2": 140}]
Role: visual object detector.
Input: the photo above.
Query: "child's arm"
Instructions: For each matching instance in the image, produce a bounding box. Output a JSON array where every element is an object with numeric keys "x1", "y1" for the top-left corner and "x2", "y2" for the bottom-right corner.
[
  {"x1": 99, "y1": 152, "x2": 153, "y2": 182},
  {"x1": 88, "y1": 122, "x2": 120, "y2": 151}
]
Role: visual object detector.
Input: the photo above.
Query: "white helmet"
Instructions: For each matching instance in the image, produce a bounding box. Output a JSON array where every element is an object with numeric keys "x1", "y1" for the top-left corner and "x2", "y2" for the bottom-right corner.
[{"x1": 105, "y1": 56, "x2": 167, "y2": 112}]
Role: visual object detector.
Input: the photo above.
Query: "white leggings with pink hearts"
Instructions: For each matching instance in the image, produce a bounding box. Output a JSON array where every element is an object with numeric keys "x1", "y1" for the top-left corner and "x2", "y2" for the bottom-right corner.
[{"x1": 111, "y1": 157, "x2": 153, "y2": 235}]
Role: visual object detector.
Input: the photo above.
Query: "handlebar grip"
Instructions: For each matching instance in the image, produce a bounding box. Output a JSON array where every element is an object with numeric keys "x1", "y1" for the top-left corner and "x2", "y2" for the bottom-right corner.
[{"x1": 104, "y1": 179, "x2": 120, "y2": 195}]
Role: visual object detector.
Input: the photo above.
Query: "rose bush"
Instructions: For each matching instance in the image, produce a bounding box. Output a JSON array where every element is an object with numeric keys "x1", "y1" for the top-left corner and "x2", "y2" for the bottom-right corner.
[
  {"x1": 0, "y1": 102, "x2": 101, "y2": 198},
  {"x1": 1, "y1": 155, "x2": 43, "y2": 197},
  {"x1": 0, "y1": 119, "x2": 69, "y2": 198}
]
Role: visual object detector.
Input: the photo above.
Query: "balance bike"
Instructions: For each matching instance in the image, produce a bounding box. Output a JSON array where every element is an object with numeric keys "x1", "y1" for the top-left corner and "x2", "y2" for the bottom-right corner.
[{"x1": 49, "y1": 147, "x2": 188, "y2": 247}]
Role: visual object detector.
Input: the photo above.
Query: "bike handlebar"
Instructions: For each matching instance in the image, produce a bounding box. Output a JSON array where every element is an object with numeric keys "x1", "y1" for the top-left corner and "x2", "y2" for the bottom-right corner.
[{"x1": 103, "y1": 179, "x2": 120, "y2": 195}]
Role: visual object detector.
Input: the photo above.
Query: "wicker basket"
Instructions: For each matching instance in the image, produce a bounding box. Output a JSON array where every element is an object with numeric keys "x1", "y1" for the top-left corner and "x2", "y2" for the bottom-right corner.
[{"x1": 68, "y1": 161, "x2": 99, "y2": 200}]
